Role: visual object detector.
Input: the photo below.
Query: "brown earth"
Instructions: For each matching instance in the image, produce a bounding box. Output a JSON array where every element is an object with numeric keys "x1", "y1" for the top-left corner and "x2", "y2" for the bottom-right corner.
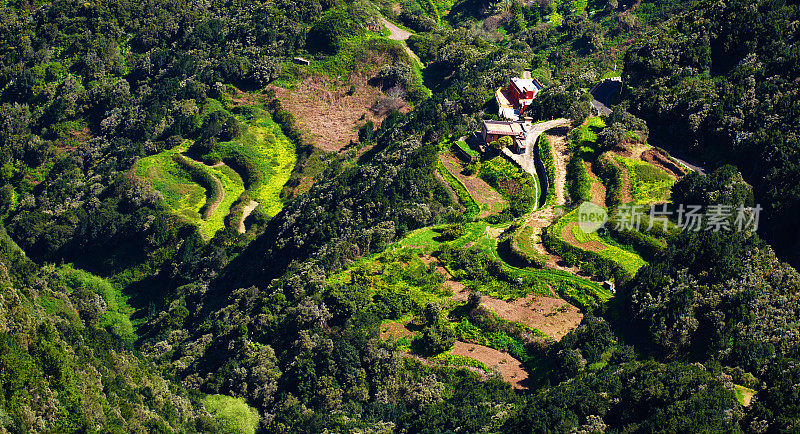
[
  {"x1": 584, "y1": 161, "x2": 607, "y2": 208},
  {"x1": 547, "y1": 129, "x2": 572, "y2": 207},
  {"x1": 561, "y1": 222, "x2": 605, "y2": 252},
  {"x1": 380, "y1": 322, "x2": 415, "y2": 341},
  {"x1": 450, "y1": 341, "x2": 529, "y2": 389},
  {"x1": 641, "y1": 148, "x2": 687, "y2": 179},
  {"x1": 423, "y1": 256, "x2": 583, "y2": 340},
  {"x1": 439, "y1": 153, "x2": 507, "y2": 218},
  {"x1": 469, "y1": 293, "x2": 582, "y2": 340},
  {"x1": 267, "y1": 66, "x2": 409, "y2": 152}
]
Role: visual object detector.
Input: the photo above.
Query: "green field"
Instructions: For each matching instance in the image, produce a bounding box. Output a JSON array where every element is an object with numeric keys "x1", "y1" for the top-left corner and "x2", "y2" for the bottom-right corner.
[
  {"x1": 218, "y1": 106, "x2": 296, "y2": 217},
  {"x1": 555, "y1": 208, "x2": 647, "y2": 276},
  {"x1": 135, "y1": 141, "x2": 205, "y2": 221},
  {"x1": 135, "y1": 105, "x2": 296, "y2": 238},
  {"x1": 618, "y1": 156, "x2": 675, "y2": 204},
  {"x1": 574, "y1": 117, "x2": 606, "y2": 159},
  {"x1": 136, "y1": 143, "x2": 244, "y2": 239}
]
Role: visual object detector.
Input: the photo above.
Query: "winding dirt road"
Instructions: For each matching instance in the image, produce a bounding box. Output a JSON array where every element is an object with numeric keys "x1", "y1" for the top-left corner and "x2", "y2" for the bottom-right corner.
[{"x1": 380, "y1": 16, "x2": 422, "y2": 64}]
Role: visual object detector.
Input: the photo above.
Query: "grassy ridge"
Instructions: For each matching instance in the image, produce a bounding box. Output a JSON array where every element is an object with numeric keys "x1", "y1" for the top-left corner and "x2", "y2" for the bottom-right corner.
[
  {"x1": 136, "y1": 142, "x2": 245, "y2": 239},
  {"x1": 617, "y1": 156, "x2": 675, "y2": 204},
  {"x1": 135, "y1": 142, "x2": 206, "y2": 222},
  {"x1": 219, "y1": 106, "x2": 297, "y2": 217}
]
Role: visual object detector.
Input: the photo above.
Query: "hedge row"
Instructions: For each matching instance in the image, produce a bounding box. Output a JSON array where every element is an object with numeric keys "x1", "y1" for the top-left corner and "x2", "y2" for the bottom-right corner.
[
  {"x1": 566, "y1": 155, "x2": 592, "y2": 203},
  {"x1": 538, "y1": 134, "x2": 557, "y2": 206},
  {"x1": 173, "y1": 154, "x2": 223, "y2": 219},
  {"x1": 498, "y1": 237, "x2": 547, "y2": 268},
  {"x1": 595, "y1": 152, "x2": 623, "y2": 207},
  {"x1": 542, "y1": 221, "x2": 632, "y2": 284},
  {"x1": 499, "y1": 225, "x2": 548, "y2": 268},
  {"x1": 437, "y1": 161, "x2": 479, "y2": 219},
  {"x1": 607, "y1": 225, "x2": 666, "y2": 261}
]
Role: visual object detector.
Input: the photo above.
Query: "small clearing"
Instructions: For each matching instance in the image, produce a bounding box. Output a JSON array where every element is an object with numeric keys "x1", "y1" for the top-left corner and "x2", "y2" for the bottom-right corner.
[
  {"x1": 237, "y1": 199, "x2": 259, "y2": 234},
  {"x1": 380, "y1": 322, "x2": 415, "y2": 340},
  {"x1": 450, "y1": 341, "x2": 529, "y2": 389},
  {"x1": 268, "y1": 71, "x2": 408, "y2": 152},
  {"x1": 440, "y1": 154, "x2": 507, "y2": 217}
]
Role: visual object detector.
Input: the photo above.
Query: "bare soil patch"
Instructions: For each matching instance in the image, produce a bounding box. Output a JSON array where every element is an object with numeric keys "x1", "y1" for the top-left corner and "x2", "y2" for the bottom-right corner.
[
  {"x1": 561, "y1": 222, "x2": 605, "y2": 252},
  {"x1": 423, "y1": 255, "x2": 583, "y2": 339},
  {"x1": 267, "y1": 69, "x2": 409, "y2": 152},
  {"x1": 421, "y1": 255, "x2": 467, "y2": 294},
  {"x1": 641, "y1": 148, "x2": 687, "y2": 179},
  {"x1": 380, "y1": 322, "x2": 415, "y2": 340},
  {"x1": 440, "y1": 153, "x2": 507, "y2": 218},
  {"x1": 584, "y1": 161, "x2": 607, "y2": 207},
  {"x1": 480, "y1": 294, "x2": 582, "y2": 340},
  {"x1": 237, "y1": 199, "x2": 259, "y2": 234},
  {"x1": 546, "y1": 131, "x2": 570, "y2": 207},
  {"x1": 450, "y1": 341, "x2": 529, "y2": 389}
]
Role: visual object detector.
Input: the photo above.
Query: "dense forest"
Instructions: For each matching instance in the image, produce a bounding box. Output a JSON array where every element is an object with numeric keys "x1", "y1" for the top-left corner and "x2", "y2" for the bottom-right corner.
[{"x1": 0, "y1": 0, "x2": 799, "y2": 431}]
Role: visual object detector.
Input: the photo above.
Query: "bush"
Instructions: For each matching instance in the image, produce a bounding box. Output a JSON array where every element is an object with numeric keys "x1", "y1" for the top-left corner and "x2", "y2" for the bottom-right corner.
[
  {"x1": 415, "y1": 322, "x2": 456, "y2": 356},
  {"x1": 202, "y1": 395, "x2": 260, "y2": 434},
  {"x1": 538, "y1": 135, "x2": 556, "y2": 206},
  {"x1": 566, "y1": 156, "x2": 592, "y2": 203}
]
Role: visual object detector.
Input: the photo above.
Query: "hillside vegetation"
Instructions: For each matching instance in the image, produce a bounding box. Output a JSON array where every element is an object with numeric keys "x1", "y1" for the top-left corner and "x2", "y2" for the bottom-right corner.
[{"x1": 1, "y1": 0, "x2": 800, "y2": 431}]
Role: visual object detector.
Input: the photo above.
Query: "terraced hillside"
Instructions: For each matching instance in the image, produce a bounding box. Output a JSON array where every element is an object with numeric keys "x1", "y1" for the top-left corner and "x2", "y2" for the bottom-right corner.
[{"x1": 135, "y1": 106, "x2": 297, "y2": 239}]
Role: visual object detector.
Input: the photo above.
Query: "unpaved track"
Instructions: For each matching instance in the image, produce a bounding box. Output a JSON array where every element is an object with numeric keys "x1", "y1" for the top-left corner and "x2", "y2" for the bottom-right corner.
[
  {"x1": 547, "y1": 130, "x2": 570, "y2": 207},
  {"x1": 501, "y1": 118, "x2": 570, "y2": 179},
  {"x1": 237, "y1": 199, "x2": 259, "y2": 233},
  {"x1": 380, "y1": 17, "x2": 422, "y2": 64}
]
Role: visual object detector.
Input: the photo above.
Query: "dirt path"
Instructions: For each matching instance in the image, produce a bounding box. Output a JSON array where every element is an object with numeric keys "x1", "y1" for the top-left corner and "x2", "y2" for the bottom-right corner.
[
  {"x1": 450, "y1": 342, "x2": 529, "y2": 389},
  {"x1": 379, "y1": 16, "x2": 422, "y2": 65},
  {"x1": 501, "y1": 118, "x2": 570, "y2": 180},
  {"x1": 237, "y1": 199, "x2": 259, "y2": 234},
  {"x1": 439, "y1": 153, "x2": 507, "y2": 218},
  {"x1": 546, "y1": 129, "x2": 570, "y2": 208}
]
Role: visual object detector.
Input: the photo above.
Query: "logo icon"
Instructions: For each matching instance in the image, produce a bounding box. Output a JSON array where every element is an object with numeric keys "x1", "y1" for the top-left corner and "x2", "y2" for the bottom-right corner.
[{"x1": 577, "y1": 202, "x2": 607, "y2": 234}]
